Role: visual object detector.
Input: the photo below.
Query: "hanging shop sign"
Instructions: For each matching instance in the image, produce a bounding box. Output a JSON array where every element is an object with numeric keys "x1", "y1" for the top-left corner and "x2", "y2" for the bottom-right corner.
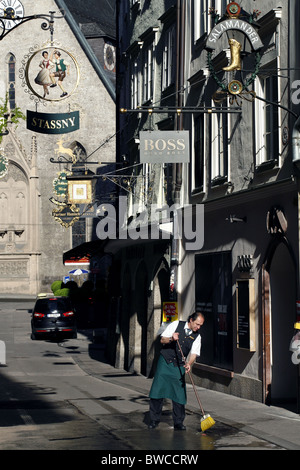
[
  {"x1": 139, "y1": 131, "x2": 190, "y2": 164},
  {"x1": 52, "y1": 204, "x2": 80, "y2": 228},
  {"x1": 236, "y1": 279, "x2": 256, "y2": 351},
  {"x1": 206, "y1": 17, "x2": 263, "y2": 51},
  {"x1": 162, "y1": 302, "x2": 178, "y2": 323},
  {"x1": 68, "y1": 180, "x2": 94, "y2": 205},
  {"x1": 27, "y1": 110, "x2": 79, "y2": 134},
  {"x1": 52, "y1": 170, "x2": 70, "y2": 201},
  {"x1": 21, "y1": 45, "x2": 80, "y2": 103},
  {"x1": 205, "y1": 2, "x2": 264, "y2": 103}
]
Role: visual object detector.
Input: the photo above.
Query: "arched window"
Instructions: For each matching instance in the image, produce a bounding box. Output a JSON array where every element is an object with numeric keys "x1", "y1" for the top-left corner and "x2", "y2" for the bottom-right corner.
[{"x1": 7, "y1": 54, "x2": 16, "y2": 109}]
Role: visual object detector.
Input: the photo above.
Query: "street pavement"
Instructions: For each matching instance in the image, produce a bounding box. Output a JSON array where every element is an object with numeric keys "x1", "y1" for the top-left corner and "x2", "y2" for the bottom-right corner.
[
  {"x1": 72, "y1": 330, "x2": 300, "y2": 451},
  {"x1": 1, "y1": 296, "x2": 300, "y2": 453}
]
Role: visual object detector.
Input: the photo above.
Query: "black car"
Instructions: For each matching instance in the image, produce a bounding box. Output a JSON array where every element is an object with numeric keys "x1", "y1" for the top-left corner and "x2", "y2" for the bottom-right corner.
[{"x1": 31, "y1": 295, "x2": 77, "y2": 340}]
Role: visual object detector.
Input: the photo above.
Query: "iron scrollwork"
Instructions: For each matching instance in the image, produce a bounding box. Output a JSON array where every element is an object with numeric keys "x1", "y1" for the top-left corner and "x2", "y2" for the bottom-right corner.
[{"x1": 0, "y1": 9, "x2": 65, "y2": 42}]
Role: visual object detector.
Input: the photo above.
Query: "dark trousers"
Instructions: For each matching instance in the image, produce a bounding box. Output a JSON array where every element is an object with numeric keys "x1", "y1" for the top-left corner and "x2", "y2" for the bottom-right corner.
[{"x1": 149, "y1": 398, "x2": 185, "y2": 426}]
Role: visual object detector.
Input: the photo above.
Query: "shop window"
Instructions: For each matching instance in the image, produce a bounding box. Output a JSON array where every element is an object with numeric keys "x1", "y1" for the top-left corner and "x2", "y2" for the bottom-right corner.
[
  {"x1": 193, "y1": 114, "x2": 204, "y2": 190},
  {"x1": 142, "y1": 40, "x2": 155, "y2": 103},
  {"x1": 255, "y1": 65, "x2": 279, "y2": 168},
  {"x1": 193, "y1": 0, "x2": 227, "y2": 43},
  {"x1": 72, "y1": 217, "x2": 86, "y2": 248},
  {"x1": 131, "y1": 56, "x2": 140, "y2": 109},
  {"x1": 211, "y1": 103, "x2": 229, "y2": 185},
  {"x1": 162, "y1": 24, "x2": 176, "y2": 91},
  {"x1": 195, "y1": 252, "x2": 233, "y2": 370}
]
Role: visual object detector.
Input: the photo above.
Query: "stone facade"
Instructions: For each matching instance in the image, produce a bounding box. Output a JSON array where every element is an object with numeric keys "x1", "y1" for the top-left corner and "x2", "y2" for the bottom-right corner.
[
  {"x1": 115, "y1": 0, "x2": 300, "y2": 408},
  {"x1": 0, "y1": 0, "x2": 115, "y2": 294}
]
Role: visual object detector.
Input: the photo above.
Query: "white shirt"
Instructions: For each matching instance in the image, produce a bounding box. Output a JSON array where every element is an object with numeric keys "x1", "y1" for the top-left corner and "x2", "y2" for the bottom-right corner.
[{"x1": 161, "y1": 321, "x2": 202, "y2": 356}]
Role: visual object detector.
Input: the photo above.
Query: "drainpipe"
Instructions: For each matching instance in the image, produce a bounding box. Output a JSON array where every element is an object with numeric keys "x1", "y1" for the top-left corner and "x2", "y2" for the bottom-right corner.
[
  {"x1": 172, "y1": 0, "x2": 185, "y2": 204},
  {"x1": 170, "y1": 0, "x2": 185, "y2": 304}
]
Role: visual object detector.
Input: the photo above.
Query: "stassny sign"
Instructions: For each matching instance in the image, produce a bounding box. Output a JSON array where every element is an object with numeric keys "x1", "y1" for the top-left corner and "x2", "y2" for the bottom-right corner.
[
  {"x1": 27, "y1": 110, "x2": 80, "y2": 134},
  {"x1": 139, "y1": 130, "x2": 190, "y2": 163}
]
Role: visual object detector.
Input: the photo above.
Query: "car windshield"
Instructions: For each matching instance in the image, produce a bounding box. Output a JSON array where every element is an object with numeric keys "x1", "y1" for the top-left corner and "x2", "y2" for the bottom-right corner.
[{"x1": 34, "y1": 298, "x2": 72, "y2": 314}]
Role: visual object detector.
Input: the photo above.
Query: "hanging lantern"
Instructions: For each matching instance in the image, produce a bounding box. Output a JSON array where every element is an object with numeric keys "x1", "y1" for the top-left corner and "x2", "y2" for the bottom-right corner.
[{"x1": 67, "y1": 168, "x2": 95, "y2": 204}]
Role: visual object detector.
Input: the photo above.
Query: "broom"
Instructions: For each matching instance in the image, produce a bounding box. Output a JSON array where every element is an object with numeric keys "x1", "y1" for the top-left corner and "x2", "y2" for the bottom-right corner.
[{"x1": 177, "y1": 340, "x2": 215, "y2": 432}]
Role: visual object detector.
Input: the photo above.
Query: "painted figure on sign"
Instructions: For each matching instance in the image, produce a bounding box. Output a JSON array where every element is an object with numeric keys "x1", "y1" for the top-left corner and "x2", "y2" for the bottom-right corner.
[
  {"x1": 49, "y1": 50, "x2": 70, "y2": 98},
  {"x1": 34, "y1": 51, "x2": 54, "y2": 98}
]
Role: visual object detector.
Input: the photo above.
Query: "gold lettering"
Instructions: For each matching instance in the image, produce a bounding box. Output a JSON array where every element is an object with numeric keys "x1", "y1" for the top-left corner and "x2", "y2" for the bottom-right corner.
[
  {"x1": 177, "y1": 139, "x2": 185, "y2": 151},
  {"x1": 144, "y1": 139, "x2": 154, "y2": 151},
  {"x1": 155, "y1": 139, "x2": 167, "y2": 151},
  {"x1": 167, "y1": 139, "x2": 176, "y2": 151}
]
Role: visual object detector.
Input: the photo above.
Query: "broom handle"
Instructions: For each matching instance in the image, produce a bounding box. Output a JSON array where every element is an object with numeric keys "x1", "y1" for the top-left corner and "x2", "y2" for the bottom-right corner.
[{"x1": 176, "y1": 339, "x2": 205, "y2": 416}]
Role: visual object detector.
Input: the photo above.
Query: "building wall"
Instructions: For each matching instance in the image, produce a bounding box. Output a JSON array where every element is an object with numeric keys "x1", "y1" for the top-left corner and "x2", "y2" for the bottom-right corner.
[
  {"x1": 116, "y1": 0, "x2": 300, "y2": 407},
  {"x1": 179, "y1": 0, "x2": 299, "y2": 404},
  {"x1": 115, "y1": 0, "x2": 179, "y2": 374},
  {"x1": 0, "y1": 0, "x2": 115, "y2": 294},
  {"x1": 180, "y1": 183, "x2": 298, "y2": 401}
]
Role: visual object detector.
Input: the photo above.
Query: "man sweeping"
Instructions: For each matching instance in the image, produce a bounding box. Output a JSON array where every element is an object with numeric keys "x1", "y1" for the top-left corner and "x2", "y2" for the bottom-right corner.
[{"x1": 148, "y1": 312, "x2": 205, "y2": 430}]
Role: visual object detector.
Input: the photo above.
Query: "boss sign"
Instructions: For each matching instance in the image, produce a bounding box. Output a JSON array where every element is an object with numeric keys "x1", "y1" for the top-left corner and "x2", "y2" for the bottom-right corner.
[{"x1": 139, "y1": 131, "x2": 190, "y2": 163}]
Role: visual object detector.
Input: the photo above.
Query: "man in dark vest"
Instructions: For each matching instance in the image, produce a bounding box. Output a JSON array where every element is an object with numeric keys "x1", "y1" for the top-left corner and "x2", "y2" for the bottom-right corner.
[{"x1": 148, "y1": 312, "x2": 204, "y2": 430}]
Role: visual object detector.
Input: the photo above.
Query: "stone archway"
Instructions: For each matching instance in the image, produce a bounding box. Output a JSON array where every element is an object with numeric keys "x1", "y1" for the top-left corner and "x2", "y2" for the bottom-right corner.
[
  {"x1": 115, "y1": 264, "x2": 131, "y2": 371},
  {"x1": 262, "y1": 237, "x2": 297, "y2": 407},
  {"x1": 128, "y1": 260, "x2": 148, "y2": 374},
  {"x1": 147, "y1": 258, "x2": 170, "y2": 377}
]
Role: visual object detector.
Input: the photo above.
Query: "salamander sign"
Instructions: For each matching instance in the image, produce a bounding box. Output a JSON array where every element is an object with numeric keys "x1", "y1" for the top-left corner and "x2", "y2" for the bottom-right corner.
[
  {"x1": 205, "y1": 2, "x2": 264, "y2": 100},
  {"x1": 206, "y1": 18, "x2": 263, "y2": 51},
  {"x1": 27, "y1": 110, "x2": 80, "y2": 134}
]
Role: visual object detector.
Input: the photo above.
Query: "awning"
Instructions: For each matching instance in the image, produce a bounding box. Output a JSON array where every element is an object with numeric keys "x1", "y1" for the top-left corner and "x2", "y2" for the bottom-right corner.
[
  {"x1": 63, "y1": 240, "x2": 106, "y2": 265},
  {"x1": 63, "y1": 222, "x2": 173, "y2": 264},
  {"x1": 100, "y1": 223, "x2": 173, "y2": 255}
]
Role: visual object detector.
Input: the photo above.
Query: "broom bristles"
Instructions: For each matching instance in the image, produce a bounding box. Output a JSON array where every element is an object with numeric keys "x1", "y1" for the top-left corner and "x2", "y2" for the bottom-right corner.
[{"x1": 200, "y1": 414, "x2": 215, "y2": 432}]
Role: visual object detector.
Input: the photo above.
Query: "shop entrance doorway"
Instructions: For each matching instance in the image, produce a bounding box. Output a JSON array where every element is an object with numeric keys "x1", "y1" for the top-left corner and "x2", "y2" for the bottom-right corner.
[{"x1": 269, "y1": 243, "x2": 297, "y2": 406}]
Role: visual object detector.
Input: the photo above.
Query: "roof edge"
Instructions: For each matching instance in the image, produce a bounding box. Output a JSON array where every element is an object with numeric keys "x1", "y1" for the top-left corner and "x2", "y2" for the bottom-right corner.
[{"x1": 54, "y1": 0, "x2": 116, "y2": 102}]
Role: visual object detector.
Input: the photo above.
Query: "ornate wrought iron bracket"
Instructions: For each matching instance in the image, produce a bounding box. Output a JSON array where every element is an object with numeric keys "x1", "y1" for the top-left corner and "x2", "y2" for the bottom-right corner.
[
  {"x1": 50, "y1": 156, "x2": 99, "y2": 165},
  {"x1": 0, "y1": 9, "x2": 65, "y2": 42}
]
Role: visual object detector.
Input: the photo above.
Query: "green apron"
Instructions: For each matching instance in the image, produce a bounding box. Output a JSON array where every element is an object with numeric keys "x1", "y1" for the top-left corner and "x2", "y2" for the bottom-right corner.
[{"x1": 149, "y1": 355, "x2": 187, "y2": 405}]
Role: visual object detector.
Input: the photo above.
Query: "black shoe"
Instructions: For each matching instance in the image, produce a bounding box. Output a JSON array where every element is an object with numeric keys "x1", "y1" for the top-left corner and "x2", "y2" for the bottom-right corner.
[
  {"x1": 148, "y1": 421, "x2": 159, "y2": 429},
  {"x1": 60, "y1": 92, "x2": 68, "y2": 97},
  {"x1": 174, "y1": 424, "x2": 186, "y2": 430},
  {"x1": 50, "y1": 84, "x2": 57, "y2": 88}
]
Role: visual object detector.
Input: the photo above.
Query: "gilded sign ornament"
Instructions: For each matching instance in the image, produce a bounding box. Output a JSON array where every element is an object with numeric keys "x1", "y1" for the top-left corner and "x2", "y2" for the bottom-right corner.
[
  {"x1": 53, "y1": 170, "x2": 70, "y2": 200},
  {"x1": 206, "y1": 2, "x2": 263, "y2": 104},
  {"x1": 52, "y1": 203, "x2": 80, "y2": 228}
]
